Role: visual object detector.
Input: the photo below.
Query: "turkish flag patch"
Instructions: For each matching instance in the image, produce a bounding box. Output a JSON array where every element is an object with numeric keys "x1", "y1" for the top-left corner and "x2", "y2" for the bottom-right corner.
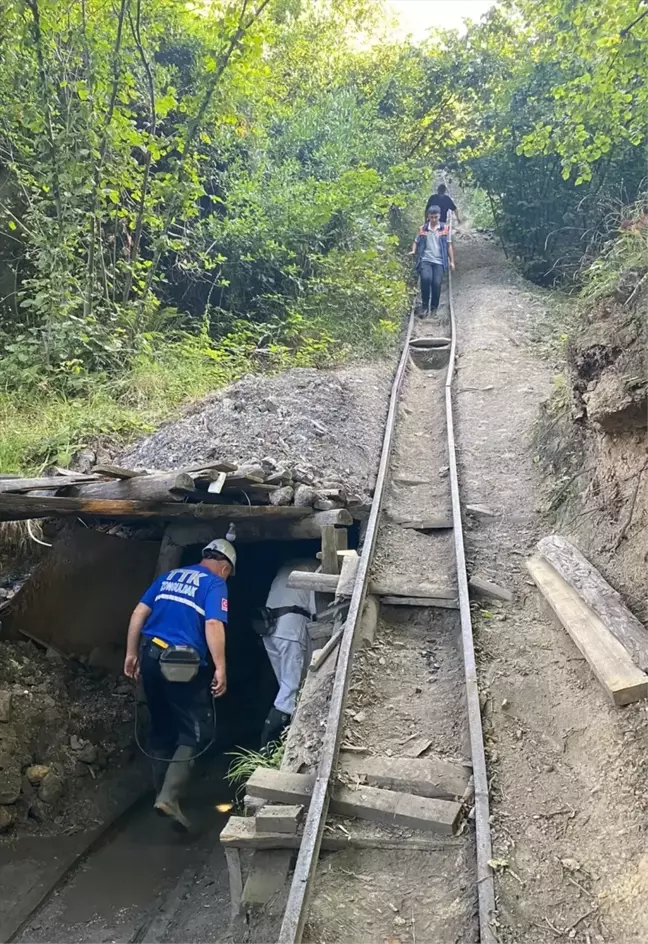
[{"x1": 221, "y1": 598, "x2": 228, "y2": 612}]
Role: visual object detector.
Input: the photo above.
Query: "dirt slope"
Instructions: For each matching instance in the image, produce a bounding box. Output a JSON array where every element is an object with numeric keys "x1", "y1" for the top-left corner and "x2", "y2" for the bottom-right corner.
[{"x1": 452, "y1": 233, "x2": 648, "y2": 944}]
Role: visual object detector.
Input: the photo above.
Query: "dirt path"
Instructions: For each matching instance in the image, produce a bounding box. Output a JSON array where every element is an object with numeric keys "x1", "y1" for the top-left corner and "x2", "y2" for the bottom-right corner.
[{"x1": 452, "y1": 233, "x2": 648, "y2": 944}]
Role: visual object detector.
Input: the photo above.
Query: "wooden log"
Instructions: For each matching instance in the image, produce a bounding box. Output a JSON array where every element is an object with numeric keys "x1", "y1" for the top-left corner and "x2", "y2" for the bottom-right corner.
[
  {"x1": 320, "y1": 525, "x2": 339, "y2": 575},
  {"x1": 165, "y1": 510, "x2": 351, "y2": 548},
  {"x1": 339, "y1": 752, "x2": 470, "y2": 801},
  {"x1": 527, "y1": 554, "x2": 648, "y2": 706},
  {"x1": 0, "y1": 495, "x2": 311, "y2": 523},
  {"x1": 287, "y1": 571, "x2": 339, "y2": 593},
  {"x1": 224, "y1": 847, "x2": 243, "y2": 918},
  {"x1": 0, "y1": 475, "x2": 100, "y2": 493},
  {"x1": 70, "y1": 471, "x2": 195, "y2": 502},
  {"x1": 537, "y1": 534, "x2": 648, "y2": 671},
  {"x1": 221, "y1": 816, "x2": 462, "y2": 852},
  {"x1": 256, "y1": 805, "x2": 303, "y2": 835},
  {"x1": 246, "y1": 769, "x2": 462, "y2": 835}
]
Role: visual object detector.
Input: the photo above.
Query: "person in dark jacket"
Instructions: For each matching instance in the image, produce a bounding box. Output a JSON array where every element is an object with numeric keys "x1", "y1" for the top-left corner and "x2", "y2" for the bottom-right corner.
[
  {"x1": 413, "y1": 206, "x2": 455, "y2": 316},
  {"x1": 425, "y1": 183, "x2": 461, "y2": 224}
]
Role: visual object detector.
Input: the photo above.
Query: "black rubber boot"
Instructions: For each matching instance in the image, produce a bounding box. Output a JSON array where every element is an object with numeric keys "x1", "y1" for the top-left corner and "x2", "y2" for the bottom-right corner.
[
  {"x1": 154, "y1": 744, "x2": 195, "y2": 830},
  {"x1": 260, "y1": 707, "x2": 290, "y2": 751}
]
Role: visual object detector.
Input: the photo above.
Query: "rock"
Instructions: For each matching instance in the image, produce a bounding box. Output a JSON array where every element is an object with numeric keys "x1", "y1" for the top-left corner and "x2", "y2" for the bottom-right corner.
[
  {"x1": 0, "y1": 755, "x2": 22, "y2": 804},
  {"x1": 238, "y1": 463, "x2": 265, "y2": 479},
  {"x1": 292, "y1": 467, "x2": 315, "y2": 486},
  {"x1": 266, "y1": 468, "x2": 292, "y2": 485},
  {"x1": 260, "y1": 456, "x2": 277, "y2": 472},
  {"x1": 270, "y1": 486, "x2": 294, "y2": 506},
  {"x1": 313, "y1": 499, "x2": 340, "y2": 511},
  {"x1": 293, "y1": 484, "x2": 316, "y2": 507},
  {"x1": 0, "y1": 691, "x2": 11, "y2": 723},
  {"x1": 25, "y1": 764, "x2": 51, "y2": 786},
  {"x1": 71, "y1": 447, "x2": 96, "y2": 473},
  {"x1": 38, "y1": 771, "x2": 63, "y2": 804},
  {"x1": 584, "y1": 372, "x2": 647, "y2": 432},
  {"x1": 45, "y1": 647, "x2": 64, "y2": 664},
  {"x1": 0, "y1": 805, "x2": 16, "y2": 833},
  {"x1": 78, "y1": 743, "x2": 98, "y2": 764},
  {"x1": 70, "y1": 735, "x2": 83, "y2": 751}
]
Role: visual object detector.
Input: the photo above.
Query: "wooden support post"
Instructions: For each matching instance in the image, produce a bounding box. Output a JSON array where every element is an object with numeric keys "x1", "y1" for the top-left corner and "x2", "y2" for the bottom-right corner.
[
  {"x1": 320, "y1": 525, "x2": 339, "y2": 575},
  {"x1": 155, "y1": 527, "x2": 184, "y2": 576},
  {"x1": 224, "y1": 847, "x2": 243, "y2": 919}
]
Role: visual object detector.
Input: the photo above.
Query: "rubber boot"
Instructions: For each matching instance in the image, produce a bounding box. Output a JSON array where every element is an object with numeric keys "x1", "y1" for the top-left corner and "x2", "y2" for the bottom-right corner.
[
  {"x1": 260, "y1": 706, "x2": 290, "y2": 752},
  {"x1": 153, "y1": 744, "x2": 195, "y2": 830},
  {"x1": 150, "y1": 748, "x2": 169, "y2": 794}
]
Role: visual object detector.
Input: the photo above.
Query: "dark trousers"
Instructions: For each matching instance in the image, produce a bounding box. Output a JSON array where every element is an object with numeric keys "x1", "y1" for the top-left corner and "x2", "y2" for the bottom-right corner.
[
  {"x1": 140, "y1": 640, "x2": 214, "y2": 753},
  {"x1": 419, "y1": 261, "x2": 443, "y2": 312}
]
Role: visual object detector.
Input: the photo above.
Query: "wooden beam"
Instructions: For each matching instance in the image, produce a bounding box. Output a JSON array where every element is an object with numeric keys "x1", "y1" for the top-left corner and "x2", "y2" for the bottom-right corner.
[
  {"x1": 537, "y1": 534, "x2": 648, "y2": 671},
  {"x1": 221, "y1": 816, "x2": 462, "y2": 852},
  {"x1": 468, "y1": 574, "x2": 513, "y2": 603},
  {"x1": 69, "y1": 471, "x2": 195, "y2": 502},
  {"x1": 527, "y1": 554, "x2": 648, "y2": 706},
  {"x1": 246, "y1": 768, "x2": 462, "y2": 835},
  {"x1": 165, "y1": 510, "x2": 350, "y2": 548},
  {"x1": 357, "y1": 595, "x2": 379, "y2": 647},
  {"x1": 389, "y1": 515, "x2": 453, "y2": 530},
  {"x1": 0, "y1": 495, "x2": 311, "y2": 523},
  {"x1": 339, "y1": 752, "x2": 470, "y2": 801}
]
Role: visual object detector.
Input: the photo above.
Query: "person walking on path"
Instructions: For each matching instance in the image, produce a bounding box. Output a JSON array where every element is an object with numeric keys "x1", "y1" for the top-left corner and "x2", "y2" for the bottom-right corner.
[
  {"x1": 124, "y1": 538, "x2": 235, "y2": 829},
  {"x1": 413, "y1": 206, "x2": 455, "y2": 316},
  {"x1": 425, "y1": 183, "x2": 461, "y2": 224}
]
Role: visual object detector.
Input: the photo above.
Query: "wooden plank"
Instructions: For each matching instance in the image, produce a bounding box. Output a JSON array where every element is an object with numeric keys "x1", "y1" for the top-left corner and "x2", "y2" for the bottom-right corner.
[
  {"x1": 242, "y1": 849, "x2": 293, "y2": 907},
  {"x1": 256, "y1": 805, "x2": 303, "y2": 835},
  {"x1": 224, "y1": 847, "x2": 243, "y2": 918},
  {"x1": 0, "y1": 475, "x2": 100, "y2": 493},
  {"x1": 70, "y1": 471, "x2": 195, "y2": 502},
  {"x1": 182, "y1": 461, "x2": 238, "y2": 475},
  {"x1": 336, "y1": 551, "x2": 359, "y2": 598},
  {"x1": 390, "y1": 515, "x2": 453, "y2": 530},
  {"x1": 320, "y1": 525, "x2": 339, "y2": 575},
  {"x1": 371, "y1": 579, "x2": 457, "y2": 600},
  {"x1": 0, "y1": 495, "x2": 311, "y2": 522},
  {"x1": 224, "y1": 472, "x2": 265, "y2": 488},
  {"x1": 381, "y1": 596, "x2": 459, "y2": 609},
  {"x1": 246, "y1": 769, "x2": 462, "y2": 835},
  {"x1": 339, "y1": 752, "x2": 470, "y2": 801},
  {"x1": 469, "y1": 574, "x2": 513, "y2": 603},
  {"x1": 207, "y1": 472, "x2": 228, "y2": 495},
  {"x1": 527, "y1": 554, "x2": 648, "y2": 706},
  {"x1": 537, "y1": 534, "x2": 648, "y2": 672},
  {"x1": 90, "y1": 465, "x2": 145, "y2": 479},
  {"x1": 221, "y1": 816, "x2": 462, "y2": 852}
]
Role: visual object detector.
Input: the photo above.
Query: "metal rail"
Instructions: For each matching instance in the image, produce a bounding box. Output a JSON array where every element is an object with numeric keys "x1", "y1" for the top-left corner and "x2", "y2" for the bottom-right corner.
[
  {"x1": 277, "y1": 305, "x2": 416, "y2": 944},
  {"x1": 446, "y1": 221, "x2": 497, "y2": 944},
  {"x1": 278, "y1": 213, "x2": 496, "y2": 944}
]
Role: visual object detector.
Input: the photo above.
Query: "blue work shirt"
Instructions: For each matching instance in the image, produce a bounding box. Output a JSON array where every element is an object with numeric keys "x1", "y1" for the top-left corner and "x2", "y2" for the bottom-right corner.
[{"x1": 140, "y1": 564, "x2": 228, "y2": 662}]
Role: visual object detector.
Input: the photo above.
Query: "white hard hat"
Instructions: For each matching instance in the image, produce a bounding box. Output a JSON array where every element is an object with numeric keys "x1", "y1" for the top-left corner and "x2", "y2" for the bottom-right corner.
[{"x1": 202, "y1": 538, "x2": 236, "y2": 575}]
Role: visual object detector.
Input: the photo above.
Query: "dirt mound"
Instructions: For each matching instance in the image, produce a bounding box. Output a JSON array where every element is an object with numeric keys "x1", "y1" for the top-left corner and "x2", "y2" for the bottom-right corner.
[
  {"x1": 0, "y1": 639, "x2": 137, "y2": 837},
  {"x1": 119, "y1": 365, "x2": 394, "y2": 502}
]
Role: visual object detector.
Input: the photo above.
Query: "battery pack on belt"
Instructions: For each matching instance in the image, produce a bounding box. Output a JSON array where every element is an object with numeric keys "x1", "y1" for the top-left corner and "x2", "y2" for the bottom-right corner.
[{"x1": 153, "y1": 641, "x2": 201, "y2": 682}]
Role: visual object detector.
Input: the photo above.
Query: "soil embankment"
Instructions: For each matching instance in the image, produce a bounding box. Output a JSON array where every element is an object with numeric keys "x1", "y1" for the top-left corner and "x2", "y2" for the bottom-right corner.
[{"x1": 452, "y1": 232, "x2": 647, "y2": 944}]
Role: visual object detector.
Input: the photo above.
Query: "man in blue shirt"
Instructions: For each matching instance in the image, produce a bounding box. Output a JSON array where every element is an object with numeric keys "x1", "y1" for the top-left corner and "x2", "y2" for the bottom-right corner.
[{"x1": 124, "y1": 538, "x2": 236, "y2": 829}]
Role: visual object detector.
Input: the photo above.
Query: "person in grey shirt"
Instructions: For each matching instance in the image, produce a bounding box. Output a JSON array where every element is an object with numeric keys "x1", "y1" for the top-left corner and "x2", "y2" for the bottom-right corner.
[{"x1": 413, "y1": 206, "x2": 455, "y2": 315}]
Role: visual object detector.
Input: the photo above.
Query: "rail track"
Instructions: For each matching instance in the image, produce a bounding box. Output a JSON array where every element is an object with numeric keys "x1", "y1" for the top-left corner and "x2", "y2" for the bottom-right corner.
[
  {"x1": 1, "y1": 218, "x2": 496, "y2": 944},
  {"x1": 276, "y1": 216, "x2": 496, "y2": 944}
]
